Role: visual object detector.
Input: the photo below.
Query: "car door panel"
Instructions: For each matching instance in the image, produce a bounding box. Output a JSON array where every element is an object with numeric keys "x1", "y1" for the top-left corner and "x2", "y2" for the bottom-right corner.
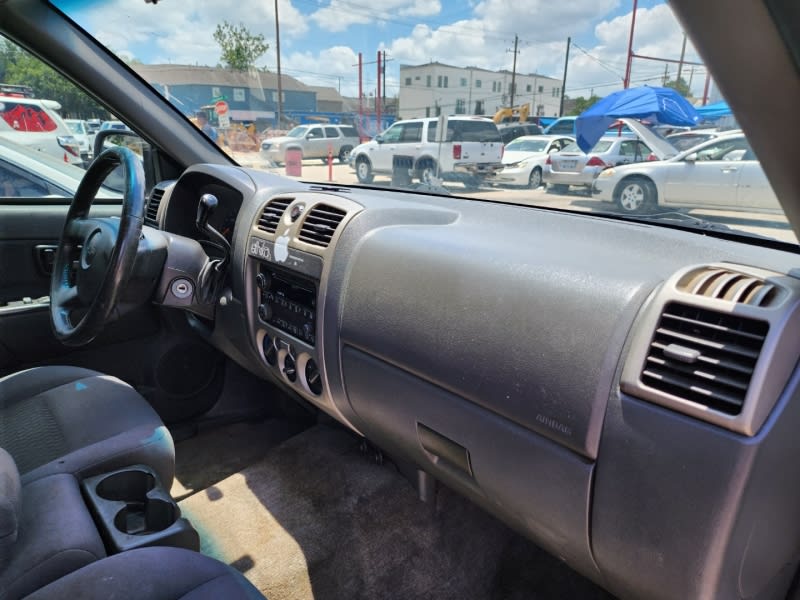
[
  {"x1": 736, "y1": 161, "x2": 782, "y2": 210},
  {"x1": 664, "y1": 161, "x2": 741, "y2": 206}
]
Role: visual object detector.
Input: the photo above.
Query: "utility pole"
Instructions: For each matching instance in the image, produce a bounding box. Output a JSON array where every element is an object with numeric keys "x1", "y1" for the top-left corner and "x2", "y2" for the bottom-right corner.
[
  {"x1": 274, "y1": 0, "x2": 283, "y2": 129},
  {"x1": 688, "y1": 66, "x2": 695, "y2": 89},
  {"x1": 358, "y1": 53, "x2": 363, "y2": 132},
  {"x1": 662, "y1": 63, "x2": 669, "y2": 85},
  {"x1": 559, "y1": 37, "x2": 571, "y2": 116},
  {"x1": 677, "y1": 32, "x2": 687, "y2": 83},
  {"x1": 376, "y1": 51, "x2": 381, "y2": 131},
  {"x1": 623, "y1": 0, "x2": 638, "y2": 88},
  {"x1": 507, "y1": 34, "x2": 519, "y2": 108},
  {"x1": 382, "y1": 50, "x2": 387, "y2": 113}
]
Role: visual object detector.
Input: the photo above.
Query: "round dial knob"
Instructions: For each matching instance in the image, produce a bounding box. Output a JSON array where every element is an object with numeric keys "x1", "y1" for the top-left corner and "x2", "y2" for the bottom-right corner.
[
  {"x1": 257, "y1": 303, "x2": 271, "y2": 322},
  {"x1": 305, "y1": 359, "x2": 322, "y2": 395},
  {"x1": 262, "y1": 334, "x2": 277, "y2": 366},
  {"x1": 283, "y1": 349, "x2": 297, "y2": 382},
  {"x1": 256, "y1": 272, "x2": 271, "y2": 290}
]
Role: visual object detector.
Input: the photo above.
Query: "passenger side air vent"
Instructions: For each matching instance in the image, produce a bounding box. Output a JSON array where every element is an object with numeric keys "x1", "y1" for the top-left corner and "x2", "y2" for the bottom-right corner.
[
  {"x1": 144, "y1": 187, "x2": 164, "y2": 228},
  {"x1": 298, "y1": 204, "x2": 347, "y2": 247},
  {"x1": 257, "y1": 197, "x2": 293, "y2": 233},
  {"x1": 641, "y1": 302, "x2": 769, "y2": 415},
  {"x1": 677, "y1": 267, "x2": 780, "y2": 307}
]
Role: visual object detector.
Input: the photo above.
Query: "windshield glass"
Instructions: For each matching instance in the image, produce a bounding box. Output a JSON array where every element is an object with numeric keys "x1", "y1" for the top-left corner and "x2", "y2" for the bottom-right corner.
[
  {"x1": 506, "y1": 139, "x2": 549, "y2": 153},
  {"x1": 49, "y1": 0, "x2": 796, "y2": 245}
]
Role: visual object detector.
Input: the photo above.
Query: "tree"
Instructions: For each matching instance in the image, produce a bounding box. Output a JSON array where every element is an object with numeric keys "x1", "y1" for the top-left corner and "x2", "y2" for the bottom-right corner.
[
  {"x1": 213, "y1": 21, "x2": 269, "y2": 71},
  {"x1": 566, "y1": 95, "x2": 601, "y2": 116},
  {"x1": 2, "y1": 41, "x2": 107, "y2": 118},
  {"x1": 664, "y1": 77, "x2": 691, "y2": 97}
]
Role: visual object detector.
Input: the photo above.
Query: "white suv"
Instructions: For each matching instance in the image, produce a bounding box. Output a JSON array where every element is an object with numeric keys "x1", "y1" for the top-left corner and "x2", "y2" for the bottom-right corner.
[
  {"x1": 349, "y1": 116, "x2": 504, "y2": 187},
  {"x1": 0, "y1": 96, "x2": 82, "y2": 165}
]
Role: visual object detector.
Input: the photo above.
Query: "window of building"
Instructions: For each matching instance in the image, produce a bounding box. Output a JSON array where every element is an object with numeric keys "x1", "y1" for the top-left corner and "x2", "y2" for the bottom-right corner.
[
  {"x1": 455, "y1": 99, "x2": 465, "y2": 114},
  {"x1": 475, "y1": 100, "x2": 484, "y2": 114},
  {"x1": 552, "y1": 87, "x2": 560, "y2": 97},
  {"x1": 435, "y1": 105, "x2": 441, "y2": 116},
  {"x1": 437, "y1": 75, "x2": 443, "y2": 88},
  {"x1": 475, "y1": 79, "x2": 482, "y2": 88},
  {"x1": 537, "y1": 104, "x2": 544, "y2": 116},
  {"x1": 491, "y1": 81, "x2": 496, "y2": 92},
  {"x1": 443, "y1": 76, "x2": 448, "y2": 88},
  {"x1": 212, "y1": 86, "x2": 221, "y2": 98},
  {"x1": 526, "y1": 84, "x2": 532, "y2": 92},
  {"x1": 415, "y1": 75, "x2": 421, "y2": 80},
  {"x1": 538, "y1": 85, "x2": 544, "y2": 93},
  {"x1": 405, "y1": 77, "x2": 412, "y2": 86},
  {"x1": 425, "y1": 106, "x2": 431, "y2": 117},
  {"x1": 233, "y1": 88, "x2": 245, "y2": 102},
  {"x1": 460, "y1": 78, "x2": 467, "y2": 87},
  {"x1": 426, "y1": 75, "x2": 432, "y2": 87}
]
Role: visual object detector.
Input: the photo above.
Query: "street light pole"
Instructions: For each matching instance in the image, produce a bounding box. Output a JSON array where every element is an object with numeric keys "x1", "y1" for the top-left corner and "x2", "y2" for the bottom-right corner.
[
  {"x1": 623, "y1": 0, "x2": 638, "y2": 88},
  {"x1": 559, "y1": 37, "x2": 570, "y2": 116}
]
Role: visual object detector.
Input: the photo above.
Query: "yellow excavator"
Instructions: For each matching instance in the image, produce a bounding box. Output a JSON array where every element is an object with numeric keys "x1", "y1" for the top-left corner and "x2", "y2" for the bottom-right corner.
[{"x1": 492, "y1": 104, "x2": 530, "y2": 124}]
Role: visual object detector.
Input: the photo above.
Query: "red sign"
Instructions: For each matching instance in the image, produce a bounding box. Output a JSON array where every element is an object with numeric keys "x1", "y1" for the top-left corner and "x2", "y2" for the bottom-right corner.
[{"x1": 214, "y1": 100, "x2": 229, "y2": 116}]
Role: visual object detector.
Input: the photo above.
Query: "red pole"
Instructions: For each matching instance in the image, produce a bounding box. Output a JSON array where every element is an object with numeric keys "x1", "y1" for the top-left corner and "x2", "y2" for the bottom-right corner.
[
  {"x1": 702, "y1": 73, "x2": 711, "y2": 106},
  {"x1": 376, "y1": 51, "x2": 382, "y2": 134},
  {"x1": 327, "y1": 145, "x2": 333, "y2": 181},
  {"x1": 623, "y1": 0, "x2": 638, "y2": 88},
  {"x1": 358, "y1": 53, "x2": 363, "y2": 140}
]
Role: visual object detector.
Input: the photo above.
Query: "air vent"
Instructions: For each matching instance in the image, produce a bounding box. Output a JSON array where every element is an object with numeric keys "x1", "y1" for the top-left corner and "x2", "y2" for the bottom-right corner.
[
  {"x1": 298, "y1": 204, "x2": 347, "y2": 247},
  {"x1": 257, "y1": 197, "x2": 293, "y2": 233},
  {"x1": 678, "y1": 267, "x2": 779, "y2": 307},
  {"x1": 641, "y1": 302, "x2": 769, "y2": 415},
  {"x1": 144, "y1": 188, "x2": 165, "y2": 228}
]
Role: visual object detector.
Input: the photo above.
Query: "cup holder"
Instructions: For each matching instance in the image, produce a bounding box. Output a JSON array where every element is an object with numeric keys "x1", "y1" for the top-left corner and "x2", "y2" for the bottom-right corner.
[
  {"x1": 96, "y1": 470, "x2": 156, "y2": 502},
  {"x1": 114, "y1": 498, "x2": 176, "y2": 535},
  {"x1": 81, "y1": 465, "x2": 199, "y2": 553}
]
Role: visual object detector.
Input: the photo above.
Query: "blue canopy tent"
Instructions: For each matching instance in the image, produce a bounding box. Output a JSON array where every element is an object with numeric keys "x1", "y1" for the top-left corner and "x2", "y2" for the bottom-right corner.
[
  {"x1": 575, "y1": 86, "x2": 700, "y2": 152},
  {"x1": 695, "y1": 100, "x2": 732, "y2": 120}
]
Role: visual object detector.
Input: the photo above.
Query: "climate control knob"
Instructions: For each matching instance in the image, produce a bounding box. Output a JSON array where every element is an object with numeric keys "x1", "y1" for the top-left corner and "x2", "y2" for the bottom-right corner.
[
  {"x1": 283, "y1": 348, "x2": 297, "y2": 382},
  {"x1": 305, "y1": 359, "x2": 322, "y2": 395},
  {"x1": 255, "y1": 272, "x2": 271, "y2": 290},
  {"x1": 262, "y1": 334, "x2": 277, "y2": 366},
  {"x1": 257, "y1": 303, "x2": 271, "y2": 322}
]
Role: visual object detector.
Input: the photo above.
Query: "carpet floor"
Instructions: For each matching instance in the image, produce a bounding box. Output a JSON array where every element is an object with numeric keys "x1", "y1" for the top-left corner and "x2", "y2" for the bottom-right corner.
[{"x1": 176, "y1": 423, "x2": 615, "y2": 599}]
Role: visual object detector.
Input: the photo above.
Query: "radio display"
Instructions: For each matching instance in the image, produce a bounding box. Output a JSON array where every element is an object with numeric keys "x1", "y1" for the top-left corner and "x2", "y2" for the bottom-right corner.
[{"x1": 258, "y1": 266, "x2": 317, "y2": 345}]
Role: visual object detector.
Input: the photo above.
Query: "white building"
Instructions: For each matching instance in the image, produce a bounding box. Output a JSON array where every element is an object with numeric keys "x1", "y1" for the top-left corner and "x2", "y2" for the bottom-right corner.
[{"x1": 399, "y1": 62, "x2": 563, "y2": 120}]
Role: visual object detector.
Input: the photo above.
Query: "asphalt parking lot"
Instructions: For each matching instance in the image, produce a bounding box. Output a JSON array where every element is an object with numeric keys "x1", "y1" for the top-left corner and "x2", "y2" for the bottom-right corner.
[{"x1": 233, "y1": 154, "x2": 797, "y2": 245}]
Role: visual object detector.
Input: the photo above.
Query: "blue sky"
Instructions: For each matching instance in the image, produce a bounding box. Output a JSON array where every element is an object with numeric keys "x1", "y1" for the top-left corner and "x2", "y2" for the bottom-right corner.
[{"x1": 56, "y1": 0, "x2": 711, "y2": 100}]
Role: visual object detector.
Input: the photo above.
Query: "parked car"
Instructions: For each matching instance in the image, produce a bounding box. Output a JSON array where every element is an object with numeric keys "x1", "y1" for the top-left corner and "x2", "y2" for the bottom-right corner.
[
  {"x1": 349, "y1": 116, "x2": 504, "y2": 187},
  {"x1": 0, "y1": 136, "x2": 114, "y2": 197},
  {"x1": 100, "y1": 120, "x2": 129, "y2": 131},
  {"x1": 260, "y1": 124, "x2": 360, "y2": 165},
  {"x1": 496, "y1": 122, "x2": 543, "y2": 145},
  {"x1": 495, "y1": 134, "x2": 574, "y2": 188},
  {"x1": 64, "y1": 118, "x2": 94, "y2": 163},
  {"x1": 591, "y1": 132, "x2": 780, "y2": 213},
  {"x1": 543, "y1": 135, "x2": 653, "y2": 193},
  {"x1": 543, "y1": 116, "x2": 578, "y2": 135},
  {"x1": 665, "y1": 128, "x2": 741, "y2": 151},
  {"x1": 0, "y1": 96, "x2": 82, "y2": 165}
]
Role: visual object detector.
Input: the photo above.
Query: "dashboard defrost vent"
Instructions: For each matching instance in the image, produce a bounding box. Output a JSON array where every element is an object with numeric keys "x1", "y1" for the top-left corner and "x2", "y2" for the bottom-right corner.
[
  {"x1": 298, "y1": 204, "x2": 347, "y2": 247},
  {"x1": 678, "y1": 267, "x2": 779, "y2": 307},
  {"x1": 257, "y1": 197, "x2": 293, "y2": 233},
  {"x1": 642, "y1": 302, "x2": 768, "y2": 415},
  {"x1": 144, "y1": 188, "x2": 164, "y2": 228}
]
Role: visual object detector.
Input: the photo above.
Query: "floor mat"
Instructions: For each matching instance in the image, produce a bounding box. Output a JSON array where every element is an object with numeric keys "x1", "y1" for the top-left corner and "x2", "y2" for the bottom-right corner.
[
  {"x1": 171, "y1": 419, "x2": 296, "y2": 501},
  {"x1": 179, "y1": 424, "x2": 615, "y2": 600}
]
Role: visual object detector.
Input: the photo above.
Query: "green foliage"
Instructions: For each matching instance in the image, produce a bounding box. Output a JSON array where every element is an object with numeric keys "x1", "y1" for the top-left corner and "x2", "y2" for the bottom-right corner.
[
  {"x1": 664, "y1": 77, "x2": 691, "y2": 97},
  {"x1": 566, "y1": 95, "x2": 601, "y2": 116},
  {"x1": 213, "y1": 21, "x2": 269, "y2": 71},
  {"x1": 1, "y1": 40, "x2": 108, "y2": 118}
]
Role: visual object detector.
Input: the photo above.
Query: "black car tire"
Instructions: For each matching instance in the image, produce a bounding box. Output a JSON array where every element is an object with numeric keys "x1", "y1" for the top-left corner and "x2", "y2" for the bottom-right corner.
[
  {"x1": 355, "y1": 156, "x2": 374, "y2": 183},
  {"x1": 528, "y1": 167, "x2": 543, "y2": 189},
  {"x1": 616, "y1": 177, "x2": 656, "y2": 213},
  {"x1": 339, "y1": 145, "x2": 353, "y2": 163}
]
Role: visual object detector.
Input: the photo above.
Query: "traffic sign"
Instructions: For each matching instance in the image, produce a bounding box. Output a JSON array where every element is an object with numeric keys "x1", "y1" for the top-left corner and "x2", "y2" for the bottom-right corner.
[{"x1": 214, "y1": 100, "x2": 229, "y2": 116}]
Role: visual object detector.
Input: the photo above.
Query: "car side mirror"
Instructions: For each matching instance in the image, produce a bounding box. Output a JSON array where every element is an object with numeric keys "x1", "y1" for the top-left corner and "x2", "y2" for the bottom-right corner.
[
  {"x1": 375, "y1": 134, "x2": 384, "y2": 144},
  {"x1": 92, "y1": 129, "x2": 152, "y2": 193},
  {"x1": 684, "y1": 152, "x2": 698, "y2": 163}
]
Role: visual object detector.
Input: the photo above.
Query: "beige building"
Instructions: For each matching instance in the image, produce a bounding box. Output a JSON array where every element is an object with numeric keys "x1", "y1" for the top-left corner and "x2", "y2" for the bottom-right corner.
[{"x1": 399, "y1": 62, "x2": 563, "y2": 120}]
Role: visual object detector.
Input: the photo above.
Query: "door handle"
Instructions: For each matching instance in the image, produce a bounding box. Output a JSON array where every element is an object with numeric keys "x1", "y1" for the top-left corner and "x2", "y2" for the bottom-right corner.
[
  {"x1": 35, "y1": 245, "x2": 58, "y2": 275},
  {"x1": 721, "y1": 167, "x2": 738, "y2": 172}
]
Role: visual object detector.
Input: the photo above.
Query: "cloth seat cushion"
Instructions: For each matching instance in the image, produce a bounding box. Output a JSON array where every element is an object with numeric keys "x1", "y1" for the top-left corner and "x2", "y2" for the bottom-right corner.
[
  {"x1": 1, "y1": 472, "x2": 105, "y2": 600},
  {"x1": 0, "y1": 366, "x2": 174, "y2": 487},
  {"x1": 23, "y1": 547, "x2": 265, "y2": 600},
  {"x1": 0, "y1": 448, "x2": 22, "y2": 569}
]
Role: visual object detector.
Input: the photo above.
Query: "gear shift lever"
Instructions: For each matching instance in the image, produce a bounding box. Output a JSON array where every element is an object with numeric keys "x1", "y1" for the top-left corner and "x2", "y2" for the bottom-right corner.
[{"x1": 196, "y1": 193, "x2": 230, "y2": 270}]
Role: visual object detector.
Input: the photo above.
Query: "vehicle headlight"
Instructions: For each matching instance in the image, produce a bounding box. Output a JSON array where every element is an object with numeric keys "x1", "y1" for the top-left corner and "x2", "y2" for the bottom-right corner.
[
  {"x1": 518, "y1": 159, "x2": 534, "y2": 169},
  {"x1": 598, "y1": 168, "x2": 616, "y2": 178}
]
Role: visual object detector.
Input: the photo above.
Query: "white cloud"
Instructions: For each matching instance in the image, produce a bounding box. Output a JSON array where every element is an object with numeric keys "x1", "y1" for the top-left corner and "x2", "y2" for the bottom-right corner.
[
  {"x1": 83, "y1": 0, "x2": 307, "y2": 67},
  {"x1": 310, "y1": 0, "x2": 442, "y2": 33}
]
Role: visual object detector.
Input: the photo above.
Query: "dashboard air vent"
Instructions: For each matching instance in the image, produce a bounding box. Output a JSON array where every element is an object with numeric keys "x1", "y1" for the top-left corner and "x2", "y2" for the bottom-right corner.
[
  {"x1": 677, "y1": 267, "x2": 779, "y2": 307},
  {"x1": 298, "y1": 204, "x2": 347, "y2": 247},
  {"x1": 257, "y1": 197, "x2": 293, "y2": 233},
  {"x1": 144, "y1": 187, "x2": 164, "y2": 228},
  {"x1": 641, "y1": 302, "x2": 768, "y2": 415}
]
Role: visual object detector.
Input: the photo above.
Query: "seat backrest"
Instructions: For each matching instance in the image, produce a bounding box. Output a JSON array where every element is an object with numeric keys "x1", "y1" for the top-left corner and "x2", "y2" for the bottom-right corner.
[{"x1": 0, "y1": 447, "x2": 22, "y2": 568}]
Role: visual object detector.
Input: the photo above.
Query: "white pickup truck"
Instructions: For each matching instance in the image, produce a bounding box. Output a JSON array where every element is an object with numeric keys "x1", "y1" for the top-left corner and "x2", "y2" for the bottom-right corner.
[{"x1": 350, "y1": 116, "x2": 504, "y2": 188}]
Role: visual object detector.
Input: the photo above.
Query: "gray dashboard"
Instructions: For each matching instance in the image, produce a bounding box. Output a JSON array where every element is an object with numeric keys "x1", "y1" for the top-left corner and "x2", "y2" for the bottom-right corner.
[{"x1": 153, "y1": 164, "x2": 800, "y2": 600}]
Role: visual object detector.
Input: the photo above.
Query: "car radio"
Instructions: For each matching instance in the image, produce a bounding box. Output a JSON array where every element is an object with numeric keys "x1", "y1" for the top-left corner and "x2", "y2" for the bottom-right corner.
[{"x1": 255, "y1": 265, "x2": 317, "y2": 346}]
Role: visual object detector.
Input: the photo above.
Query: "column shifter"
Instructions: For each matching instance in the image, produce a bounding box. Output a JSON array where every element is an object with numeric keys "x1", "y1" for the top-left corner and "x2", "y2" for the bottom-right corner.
[{"x1": 195, "y1": 193, "x2": 231, "y2": 304}]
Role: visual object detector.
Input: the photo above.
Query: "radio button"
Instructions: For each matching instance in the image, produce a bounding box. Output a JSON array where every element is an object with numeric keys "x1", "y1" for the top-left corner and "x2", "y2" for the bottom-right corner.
[{"x1": 257, "y1": 303, "x2": 271, "y2": 322}]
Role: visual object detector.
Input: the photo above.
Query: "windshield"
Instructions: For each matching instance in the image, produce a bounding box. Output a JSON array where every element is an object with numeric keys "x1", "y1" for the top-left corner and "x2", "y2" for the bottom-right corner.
[
  {"x1": 506, "y1": 139, "x2": 549, "y2": 153},
  {"x1": 48, "y1": 0, "x2": 796, "y2": 245}
]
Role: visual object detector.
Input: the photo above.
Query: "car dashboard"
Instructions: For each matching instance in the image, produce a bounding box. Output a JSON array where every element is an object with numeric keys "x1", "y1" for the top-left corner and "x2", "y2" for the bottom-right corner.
[{"x1": 146, "y1": 163, "x2": 800, "y2": 600}]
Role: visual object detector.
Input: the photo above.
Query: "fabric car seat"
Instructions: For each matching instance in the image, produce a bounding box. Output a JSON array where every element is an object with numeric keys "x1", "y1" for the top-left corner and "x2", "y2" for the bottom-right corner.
[
  {"x1": 22, "y1": 547, "x2": 266, "y2": 599},
  {"x1": 0, "y1": 366, "x2": 174, "y2": 487}
]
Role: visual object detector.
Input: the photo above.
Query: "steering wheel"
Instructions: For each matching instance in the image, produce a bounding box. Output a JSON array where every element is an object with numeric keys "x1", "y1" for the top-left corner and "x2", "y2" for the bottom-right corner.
[{"x1": 50, "y1": 146, "x2": 145, "y2": 346}]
